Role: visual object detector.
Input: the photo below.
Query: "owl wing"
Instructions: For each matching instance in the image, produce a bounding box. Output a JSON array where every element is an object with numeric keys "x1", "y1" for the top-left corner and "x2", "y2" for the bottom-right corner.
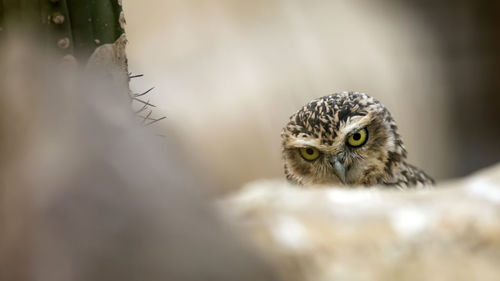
[{"x1": 393, "y1": 163, "x2": 435, "y2": 188}]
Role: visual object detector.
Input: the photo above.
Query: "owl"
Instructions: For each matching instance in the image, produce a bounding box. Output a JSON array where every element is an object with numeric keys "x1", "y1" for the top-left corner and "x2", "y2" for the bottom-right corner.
[{"x1": 281, "y1": 91, "x2": 434, "y2": 188}]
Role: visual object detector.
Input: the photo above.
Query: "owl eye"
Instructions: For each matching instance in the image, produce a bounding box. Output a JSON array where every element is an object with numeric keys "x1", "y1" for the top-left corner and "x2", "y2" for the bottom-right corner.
[
  {"x1": 347, "y1": 128, "x2": 368, "y2": 147},
  {"x1": 299, "y1": 147, "x2": 320, "y2": 161}
]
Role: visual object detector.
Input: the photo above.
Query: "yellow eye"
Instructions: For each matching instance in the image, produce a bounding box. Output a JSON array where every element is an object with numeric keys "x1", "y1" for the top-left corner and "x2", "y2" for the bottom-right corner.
[
  {"x1": 347, "y1": 128, "x2": 368, "y2": 147},
  {"x1": 299, "y1": 147, "x2": 320, "y2": 161}
]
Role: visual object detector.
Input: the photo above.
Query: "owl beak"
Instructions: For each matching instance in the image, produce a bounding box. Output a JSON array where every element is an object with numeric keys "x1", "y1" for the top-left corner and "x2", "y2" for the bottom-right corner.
[{"x1": 330, "y1": 155, "x2": 346, "y2": 184}]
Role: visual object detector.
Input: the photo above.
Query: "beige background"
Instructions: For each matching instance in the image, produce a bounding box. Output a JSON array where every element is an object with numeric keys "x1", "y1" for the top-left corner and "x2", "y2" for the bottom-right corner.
[{"x1": 123, "y1": 0, "x2": 454, "y2": 192}]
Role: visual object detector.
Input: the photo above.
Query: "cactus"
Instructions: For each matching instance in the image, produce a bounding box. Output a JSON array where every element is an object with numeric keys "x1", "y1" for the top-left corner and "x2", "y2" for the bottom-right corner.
[
  {"x1": 0, "y1": 0, "x2": 164, "y2": 125},
  {"x1": 0, "y1": 0, "x2": 125, "y2": 63}
]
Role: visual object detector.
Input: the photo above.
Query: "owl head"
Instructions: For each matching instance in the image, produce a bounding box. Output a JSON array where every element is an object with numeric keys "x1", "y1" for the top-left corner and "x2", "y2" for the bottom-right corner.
[{"x1": 281, "y1": 92, "x2": 407, "y2": 186}]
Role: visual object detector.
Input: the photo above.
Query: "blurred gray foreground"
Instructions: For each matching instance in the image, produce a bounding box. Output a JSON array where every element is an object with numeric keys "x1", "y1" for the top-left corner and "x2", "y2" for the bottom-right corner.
[{"x1": 0, "y1": 40, "x2": 277, "y2": 281}]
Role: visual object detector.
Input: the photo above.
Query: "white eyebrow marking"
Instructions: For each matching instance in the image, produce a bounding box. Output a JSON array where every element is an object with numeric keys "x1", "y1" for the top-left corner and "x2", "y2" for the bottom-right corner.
[
  {"x1": 293, "y1": 139, "x2": 321, "y2": 147},
  {"x1": 341, "y1": 115, "x2": 371, "y2": 137}
]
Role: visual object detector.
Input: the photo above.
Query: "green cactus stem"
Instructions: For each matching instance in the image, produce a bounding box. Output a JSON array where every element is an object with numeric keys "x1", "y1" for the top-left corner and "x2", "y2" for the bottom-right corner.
[
  {"x1": 0, "y1": 1, "x2": 163, "y2": 126},
  {"x1": 0, "y1": 0, "x2": 125, "y2": 63}
]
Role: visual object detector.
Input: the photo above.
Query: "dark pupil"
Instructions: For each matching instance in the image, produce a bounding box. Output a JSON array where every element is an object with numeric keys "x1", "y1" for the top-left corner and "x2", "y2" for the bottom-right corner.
[
  {"x1": 306, "y1": 148, "x2": 314, "y2": 155},
  {"x1": 353, "y1": 133, "x2": 361, "y2": 141}
]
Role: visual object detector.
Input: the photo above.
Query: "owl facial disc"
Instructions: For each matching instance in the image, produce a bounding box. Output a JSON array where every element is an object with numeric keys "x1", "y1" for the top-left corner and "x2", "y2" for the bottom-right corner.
[{"x1": 281, "y1": 91, "x2": 435, "y2": 187}]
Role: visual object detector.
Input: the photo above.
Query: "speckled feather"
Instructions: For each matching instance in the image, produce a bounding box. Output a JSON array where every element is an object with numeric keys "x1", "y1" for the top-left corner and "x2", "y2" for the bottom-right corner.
[{"x1": 281, "y1": 91, "x2": 434, "y2": 188}]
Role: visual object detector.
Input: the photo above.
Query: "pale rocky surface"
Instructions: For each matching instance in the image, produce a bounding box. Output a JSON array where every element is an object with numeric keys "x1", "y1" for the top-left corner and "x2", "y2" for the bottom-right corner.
[{"x1": 221, "y1": 164, "x2": 500, "y2": 281}]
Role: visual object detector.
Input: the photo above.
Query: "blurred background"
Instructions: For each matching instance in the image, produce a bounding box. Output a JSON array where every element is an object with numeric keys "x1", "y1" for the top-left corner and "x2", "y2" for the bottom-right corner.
[{"x1": 123, "y1": 0, "x2": 500, "y2": 192}]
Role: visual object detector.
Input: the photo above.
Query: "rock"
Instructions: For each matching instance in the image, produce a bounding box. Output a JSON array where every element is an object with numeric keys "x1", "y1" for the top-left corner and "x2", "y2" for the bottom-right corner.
[
  {"x1": 221, "y1": 164, "x2": 500, "y2": 281},
  {"x1": 0, "y1": 41, "x2": 277, "y2": 281}
]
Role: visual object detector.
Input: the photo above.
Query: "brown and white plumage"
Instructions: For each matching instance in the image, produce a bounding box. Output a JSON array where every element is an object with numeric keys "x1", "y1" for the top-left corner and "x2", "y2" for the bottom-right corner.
[{"x1": 281, "y1": 91, "x2": 434, "y2": 188}]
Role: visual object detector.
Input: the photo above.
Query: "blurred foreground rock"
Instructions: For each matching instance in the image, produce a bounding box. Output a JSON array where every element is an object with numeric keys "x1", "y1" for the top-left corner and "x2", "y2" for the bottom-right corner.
[
  {"x1": 222, "y1": 164, "x2": 500, "y2": 281},
  {"x1": 0, "y1": 40, "x2": 277, "y2": 281}
]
